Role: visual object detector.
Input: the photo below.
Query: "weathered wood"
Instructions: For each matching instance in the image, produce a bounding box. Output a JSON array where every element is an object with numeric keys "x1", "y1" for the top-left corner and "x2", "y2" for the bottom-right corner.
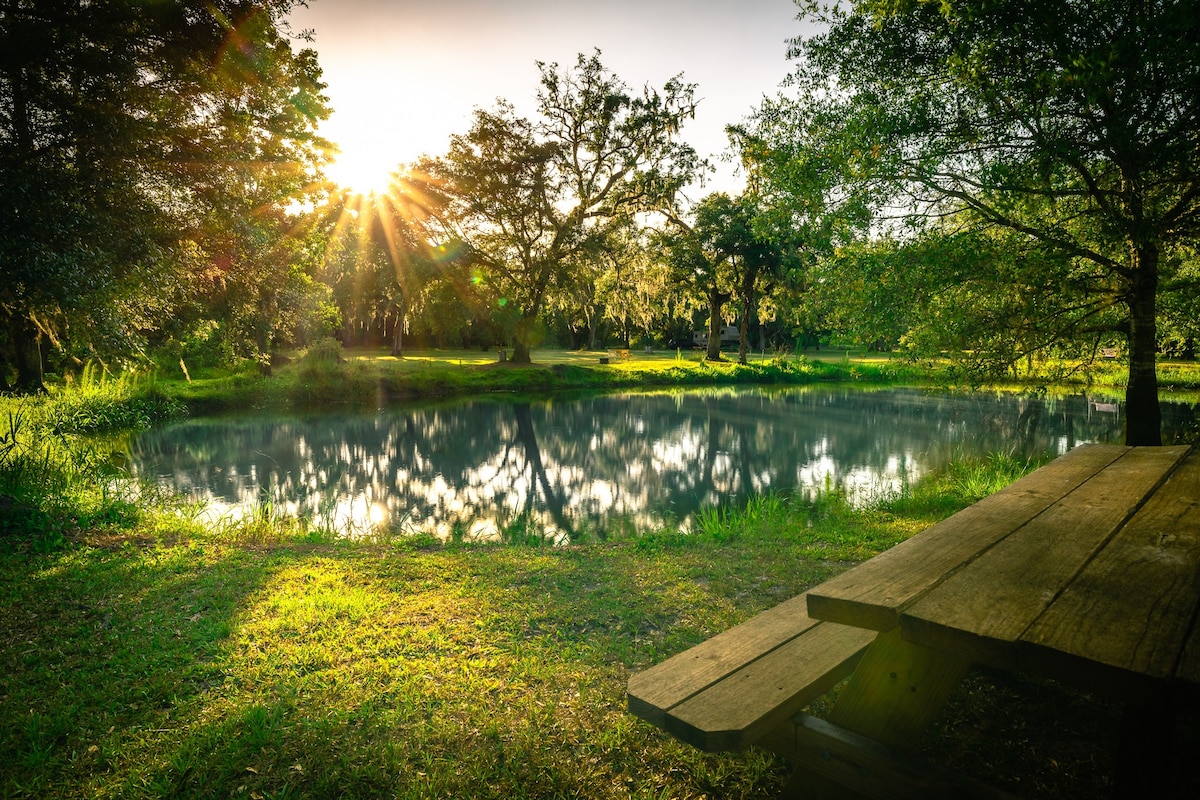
[
  {"x1": 761, "y1": 714, "x2": 1022, "y2": 800},
  {"x1": 627, "y1": 593, "x2": 818, "y2": 728},
  {"x1": 1020, "y1": 450, "x2": 1200, "y2": 698},
  {"x1": 900, "y1": 446, "x2": 1190, "y2": 672},
  {"x1": 771, "y1": 628, "x2": 972, "y2": 800},
  {"x1": 807, "y1": 444, "x2": 1128, "y2": 631},
  {"x1": 663, "y1": 621, "x2": 874, "y2": 751},
  {"x1": 629, "y1": 445, "x2": 1199, "y2": 800},
  {"x1": 825, "y1": 627, "x2": 971, "y2": 750}
]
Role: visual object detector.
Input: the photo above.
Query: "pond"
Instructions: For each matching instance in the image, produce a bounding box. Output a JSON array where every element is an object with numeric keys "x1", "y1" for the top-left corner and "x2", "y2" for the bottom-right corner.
[{"x1": 129, "y1": 386, "x2": 1198, "y2": 542}]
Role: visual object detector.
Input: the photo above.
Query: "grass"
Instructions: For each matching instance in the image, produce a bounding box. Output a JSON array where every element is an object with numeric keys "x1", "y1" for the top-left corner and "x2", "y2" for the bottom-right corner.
[
  {"x1": 4, "y1": 355, "x2": 1200, "y2": 797},
  {"x1": 6, "y1": 451, "x2": 1197, "y2": 799},
  {"x1": 157, "y1": 343, "x2": 1200, "y2": 420},
  {"x1": 0, "y1": 365, "x2": 187, "y2": 549},
  {"x1": 160, "y1": 344, "x2": 933, "y2": 414}
]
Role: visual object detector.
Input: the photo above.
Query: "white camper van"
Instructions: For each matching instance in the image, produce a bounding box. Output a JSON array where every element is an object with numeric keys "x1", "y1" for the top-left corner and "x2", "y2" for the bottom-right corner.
[{"x1": 692, "y1": 326, "x2": 740, "y2": 347}]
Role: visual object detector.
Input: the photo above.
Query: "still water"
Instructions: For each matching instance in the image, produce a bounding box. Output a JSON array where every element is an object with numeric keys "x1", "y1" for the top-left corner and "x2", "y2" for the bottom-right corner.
[{"x1": 130, "y1": 386, "x2": 1197, "y2": 541}]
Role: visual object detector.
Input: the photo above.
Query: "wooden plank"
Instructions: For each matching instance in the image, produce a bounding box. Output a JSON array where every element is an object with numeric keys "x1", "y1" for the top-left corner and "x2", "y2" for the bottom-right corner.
[
  {"x1": 1020, "y1": 449, "x2": 1200, "y2": 698},
  {"x1": 766, "y1": 628, "x2": 972, "y2": 800},
  {"x1": 807, "y1": 444, "x2": 1128, "y2": 631},
  {"x1": 662, "y1": 621, "x2": 874, "y2": 751},
  {"x1": 900, "y1": 446, "x2": 1190, "y2": 671},
  {"x1": 826, "y1": 627, "x2": 971, "y2": 750},
  {"x1": 761, "y1": 714, "x2": 1022, "y2": 800},
  {"x1": 627, "y1": 593, "x2": 818, "y2": 727}
]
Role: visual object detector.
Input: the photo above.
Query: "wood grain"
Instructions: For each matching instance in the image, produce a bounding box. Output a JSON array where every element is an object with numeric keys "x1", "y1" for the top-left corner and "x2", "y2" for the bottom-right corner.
[
  {"x1": 900, "y1": 446, "x2": 1190, "y2": 671},
  {"x1": 627, "y1": 593, "x2": 818, "y2": 727},
  {"x1": 807, "y1": 444, "x2": 1129, "y2": 631},
  {"x1": 1019, "y1": 450, "x2": 1200, "y2": 697},
  {"x1": 664, "y1": 621, "x2": 874, "y2": 751}
]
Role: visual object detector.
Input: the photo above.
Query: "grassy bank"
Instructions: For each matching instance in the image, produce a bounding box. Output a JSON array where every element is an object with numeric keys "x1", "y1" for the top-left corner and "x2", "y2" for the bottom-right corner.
[
  {"x1": 6, "y1": 452, "x2": 1195, "y2": 800},
  {"x1": 161, "y1": 345, "x2": 931, "y2": 415},
  {"x1": 3, "y1": 359, "x2": 1199, "y2": 798},
  {"x1": 0, "y1": 371, "x2": 185, "y2": 551},
  {"x1": 160, "y1": 343, "x2": 1200, "y2": 417}
]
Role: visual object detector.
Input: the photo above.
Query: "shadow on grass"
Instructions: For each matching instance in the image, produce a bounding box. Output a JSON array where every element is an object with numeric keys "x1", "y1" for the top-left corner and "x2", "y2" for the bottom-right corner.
[
  {"x1": 4, "y1": 532, "x2": 1189, "y2": 799},
  {"x1": 0, "y1": 544, "x2": 296, "y2": 797}
]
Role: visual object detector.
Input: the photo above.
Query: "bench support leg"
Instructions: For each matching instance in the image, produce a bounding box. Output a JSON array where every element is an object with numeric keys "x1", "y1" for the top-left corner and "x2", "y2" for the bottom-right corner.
[
  {"x1": 1113, "y1": 698, "x2": 1175, "y2": 799},
  {"x1": 764, "y1": 628, "x2": 972, "y2": 799}
]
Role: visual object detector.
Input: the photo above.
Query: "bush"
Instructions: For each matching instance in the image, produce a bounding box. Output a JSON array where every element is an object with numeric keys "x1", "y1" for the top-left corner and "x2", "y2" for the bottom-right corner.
[{"x1": 298, "y1": 337, "x2": 345, "y2": 368}]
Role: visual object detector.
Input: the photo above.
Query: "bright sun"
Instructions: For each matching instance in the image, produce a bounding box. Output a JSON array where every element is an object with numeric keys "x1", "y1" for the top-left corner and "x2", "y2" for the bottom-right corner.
[{"x1": 327, "y1": 146, "x2": 398, "y2": 197}]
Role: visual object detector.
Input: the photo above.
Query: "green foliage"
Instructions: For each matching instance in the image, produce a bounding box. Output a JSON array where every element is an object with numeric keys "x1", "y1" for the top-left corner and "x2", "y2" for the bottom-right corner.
[
  {"x1": 298, "y1": 337, "x2": 345, "y2": 368},
  {"x1": 747, "y1": 0, "x2": 1200, "y2": 444},
  {"x1": 46, "y1": 366, "x2": 186, "y2": 436},
  {"x1": 0, "y1": 369, "x2": 189, "y2": 548},
  {"x1": 0, "y1": 406, "x2": 136, "y2": 549},
  {"x1": 1, "y1": 2, "x2": 332, "y2": 390},
  {"x1": 422, "y1": 51, "x2": 701, "y2": 362}
]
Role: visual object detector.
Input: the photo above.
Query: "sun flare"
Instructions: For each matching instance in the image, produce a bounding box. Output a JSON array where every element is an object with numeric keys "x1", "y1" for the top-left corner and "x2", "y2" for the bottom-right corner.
[{"x1": 326, "y1": 146, "x2": 398, "y2": 197}]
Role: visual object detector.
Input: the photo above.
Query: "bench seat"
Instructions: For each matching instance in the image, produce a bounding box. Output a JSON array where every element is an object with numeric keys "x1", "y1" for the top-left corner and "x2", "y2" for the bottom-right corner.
[{"x1": 627, "y1": 592, "x2": 876, "y2": 752}]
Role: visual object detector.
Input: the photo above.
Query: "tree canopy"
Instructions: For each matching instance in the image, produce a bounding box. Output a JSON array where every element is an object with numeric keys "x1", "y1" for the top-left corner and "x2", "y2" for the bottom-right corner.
[
  {"x1": 0, "y1": 0, "x2": 331, "y2": 388},
  {"x1": 744, "y1": 0, "x2": 1200, "y2": 444},
  {"x1": 421, "y1": 51, "x2": 700, "y2": 363}
]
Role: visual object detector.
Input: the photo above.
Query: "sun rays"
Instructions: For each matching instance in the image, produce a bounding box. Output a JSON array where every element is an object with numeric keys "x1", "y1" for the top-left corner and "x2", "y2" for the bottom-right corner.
[{"x1": 321, "y1": 167, "x2": 445, "y2": 273}]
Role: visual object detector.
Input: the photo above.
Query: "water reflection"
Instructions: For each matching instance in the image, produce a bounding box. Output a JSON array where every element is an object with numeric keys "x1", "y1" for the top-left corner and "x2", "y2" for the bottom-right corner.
[{"x1": 129, "y1": 386, "x2": 1196, "y2": 541}]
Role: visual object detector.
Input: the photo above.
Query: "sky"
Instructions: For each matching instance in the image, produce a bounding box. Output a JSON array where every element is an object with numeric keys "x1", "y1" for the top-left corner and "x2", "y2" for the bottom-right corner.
[{"x1": 286, "y1": 0, "x2": 812, "y2": 196}]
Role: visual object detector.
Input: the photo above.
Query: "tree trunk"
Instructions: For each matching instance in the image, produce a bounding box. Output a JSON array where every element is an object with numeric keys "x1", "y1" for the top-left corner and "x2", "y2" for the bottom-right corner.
[
  {"x1": 10, "y1": 317, "x2": 45, "y2": 394},
  {"x1": 391, "y1": 318, "x2": 403, "y2": 357},
  {"x1": 511, "y1": 314, "x2": 535, "y2": 363},
  {"x1": 1124, "y1": 245, "x2": 1161, "y2": 446},
  {"x1": 706, "y1": 285, "x2": 729, "y2": 362},
  {"x1": 737, "y1": 268, "x2": 757, "y2": 365},
  {"x1": 0, "y1": 347, "x2": 12, "y2": 394},
  {"x1": 389, "y1": 302, "x2": 407, "y2": 358}
]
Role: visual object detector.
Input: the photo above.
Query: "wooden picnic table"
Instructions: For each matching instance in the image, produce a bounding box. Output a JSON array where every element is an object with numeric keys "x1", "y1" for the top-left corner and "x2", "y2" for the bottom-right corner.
[{"x1": 629, "y1": 444, "x2": 1200, "y2": 798}]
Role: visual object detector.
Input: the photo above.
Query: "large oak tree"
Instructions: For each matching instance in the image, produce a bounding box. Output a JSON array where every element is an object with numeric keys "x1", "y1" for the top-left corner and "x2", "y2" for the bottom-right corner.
[
  {"x1": 422, "y1": 52, "x2": 699, "y2": 363},
  {"x1": 0, "y1": 1, "x2": 330, "y2": 389},
  {"x1": 753, "y1": 0, "x2": 1200, "y2": 444}
]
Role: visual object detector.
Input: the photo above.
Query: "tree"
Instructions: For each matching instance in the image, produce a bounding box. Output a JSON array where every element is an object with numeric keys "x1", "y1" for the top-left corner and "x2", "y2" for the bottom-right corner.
[
  {"x1": 595, "y1": 222, "x2": 672, "y2": 349},
  {"x1": 0, "y1": 1, "x2": 331, "y2": 389},
  {"x1": 660, "y1": 193, "x2": 788, "y2": 362},
  {"x1": 756, "y1": 0, "x2": 1200, "y2": 445},
  {"x1": 423, "y1": 51, "x2": 699, "y2": 363}
]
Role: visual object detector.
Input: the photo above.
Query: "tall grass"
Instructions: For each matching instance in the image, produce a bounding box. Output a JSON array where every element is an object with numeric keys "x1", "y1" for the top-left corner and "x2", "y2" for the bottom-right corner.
[
  {"x1": 2, "y1": 447, "x2": 1133, "y2": 800},
  {"x1": 48, "y1": 362, "x2": 185, "y2": 434},
  {"x1": 0, "y1": 367, "x2": 186, "y2": 549},
  {"x1": 674, "y1": 452, "x2": 1048, "y2": 561}
]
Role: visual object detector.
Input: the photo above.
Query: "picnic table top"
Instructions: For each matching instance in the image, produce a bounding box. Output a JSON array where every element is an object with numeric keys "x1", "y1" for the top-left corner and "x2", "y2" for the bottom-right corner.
[{"x1": 806, "y1": 443, "x2": 1200, "y2": 702}]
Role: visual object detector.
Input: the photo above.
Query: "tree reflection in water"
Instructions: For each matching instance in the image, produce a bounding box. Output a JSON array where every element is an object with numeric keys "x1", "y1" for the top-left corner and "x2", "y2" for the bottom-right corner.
[{"x1": 129, "y1": 387, "x2": 1194, "y2": 542}]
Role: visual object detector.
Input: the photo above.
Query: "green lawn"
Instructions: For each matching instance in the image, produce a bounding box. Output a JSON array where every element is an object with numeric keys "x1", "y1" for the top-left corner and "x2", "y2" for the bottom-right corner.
[
  {"x1": 3, "y1": 356, "x2": 1200, "y2": 798},
  {"x1": 6, "y1": 457, "x2": 1192, "y2": 800}
]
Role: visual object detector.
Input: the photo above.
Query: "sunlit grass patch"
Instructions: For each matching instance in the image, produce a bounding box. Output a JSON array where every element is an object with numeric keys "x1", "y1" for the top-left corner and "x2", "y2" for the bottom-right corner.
[
  {"x1": 155, "y1": 347, "x2": 923, "y2": 414},
  {"x1": 1, "y1": 448, "x2": 1140, "y2": 799},
  {"x1": 1, "y1": 540, "x2": 799, "y2": 799}
]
